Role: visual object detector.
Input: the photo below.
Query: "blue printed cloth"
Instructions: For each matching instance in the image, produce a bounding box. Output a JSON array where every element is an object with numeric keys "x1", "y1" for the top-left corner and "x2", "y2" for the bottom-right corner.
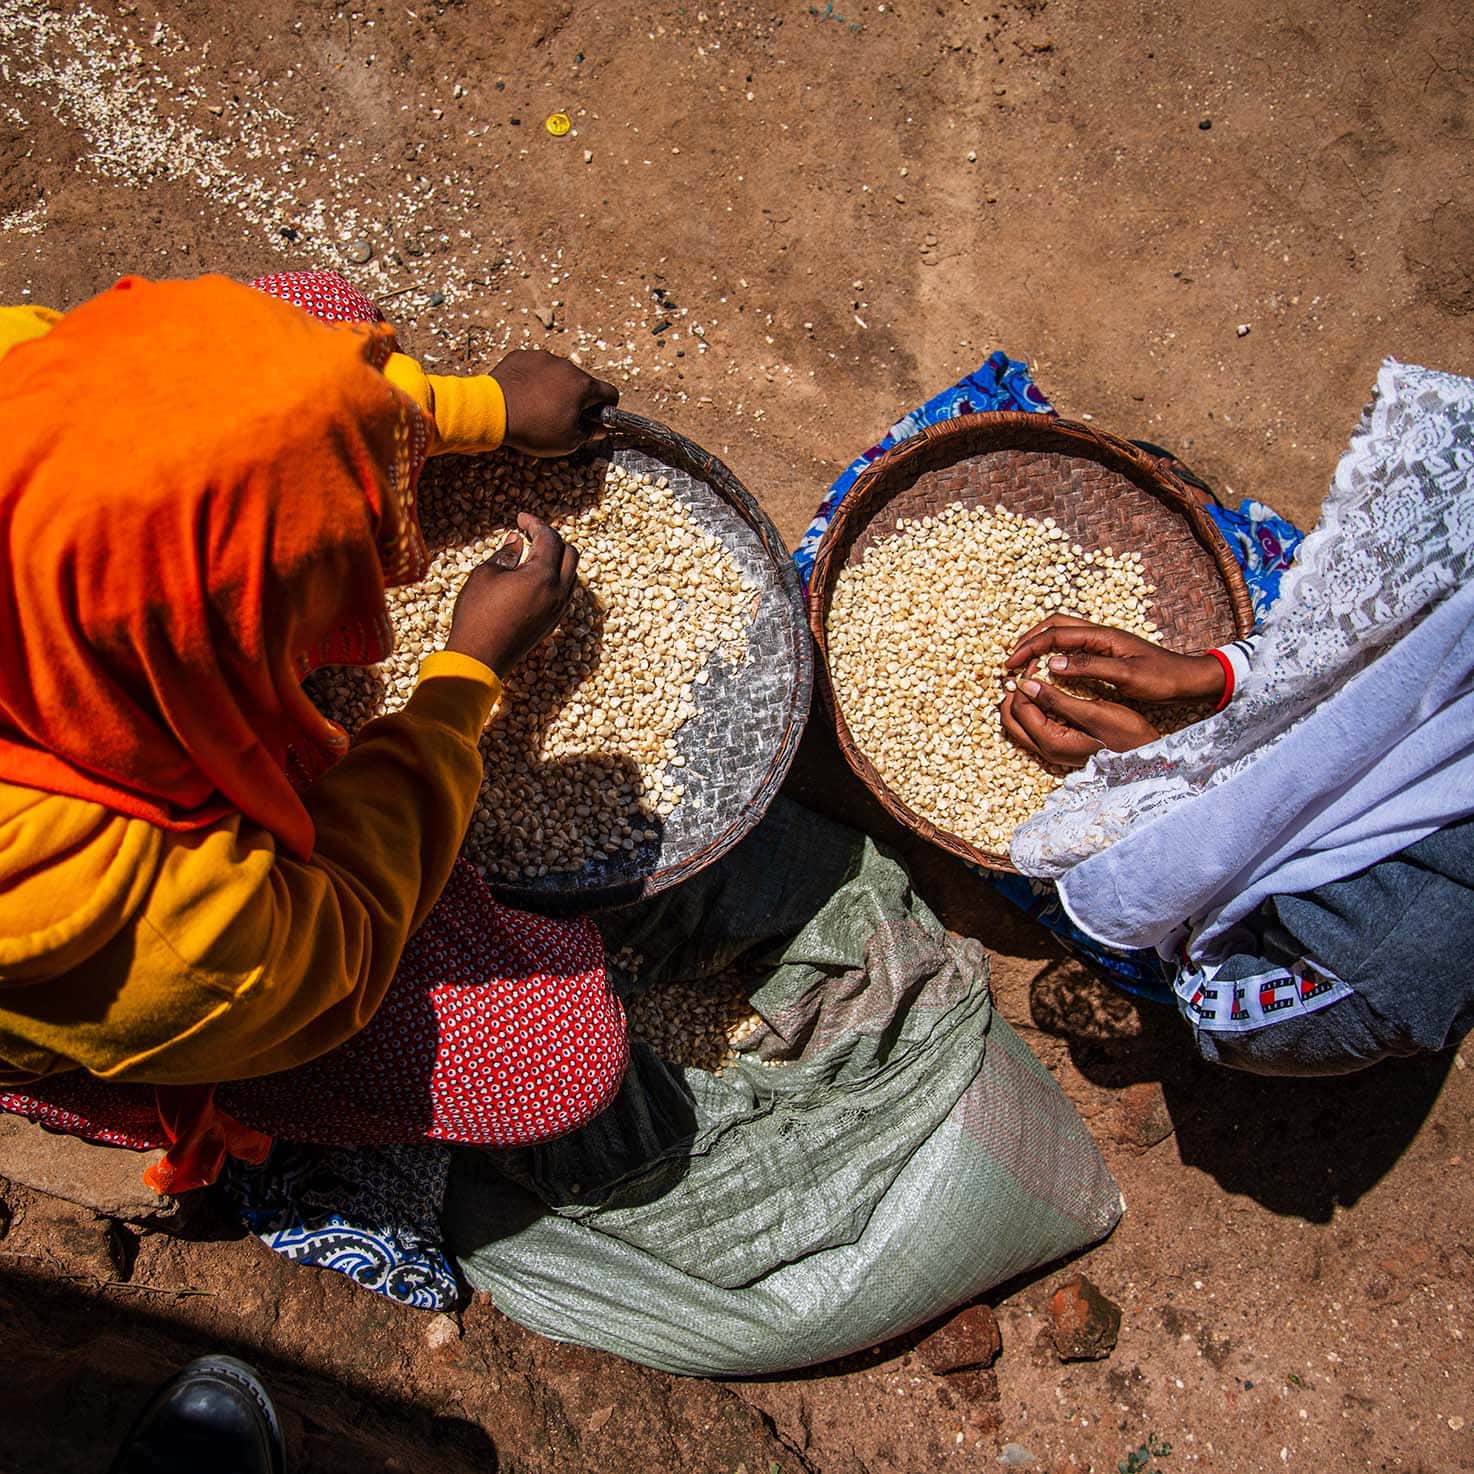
[
  {"x1": 792, "y1": 351, "x2": 1053, "y2": 589},
  {"x1": 797, "y1": 354, "x2": 1305, "y2": 1005},
  {"x1": 223, "y1": 1142, "x2": 459, "y2": 1310},
  {"x1": 1203, "y1": 499, "x2": 1304, "y2": 621}
]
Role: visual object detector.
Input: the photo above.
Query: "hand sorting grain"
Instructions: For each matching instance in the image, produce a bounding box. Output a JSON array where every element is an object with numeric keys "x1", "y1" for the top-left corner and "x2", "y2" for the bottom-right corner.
[
  {"x1": 998, "y1": 612, "x2": 1227, "y2": 767},
  {"x1": 308, "y1": 452, "x2": 758, "y2": 881},
  {"x1": 827, "y1": 502, "x2": 1190, "y2": 856}
]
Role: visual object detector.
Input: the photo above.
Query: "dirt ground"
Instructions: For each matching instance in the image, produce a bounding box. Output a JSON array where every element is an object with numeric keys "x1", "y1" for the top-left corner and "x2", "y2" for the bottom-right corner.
[{"x1": 2, "y1": 1, "x2": 1472, "y2": 1471}]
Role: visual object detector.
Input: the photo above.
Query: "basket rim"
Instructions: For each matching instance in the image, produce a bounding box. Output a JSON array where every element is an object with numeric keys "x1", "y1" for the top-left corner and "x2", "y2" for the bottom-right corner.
[
  {"x1": 806, "y1": 411, "x2": 1254, "y2": 875},
  {"x1": 489, "y1": 406, "x2": 814, "y2": 912}
]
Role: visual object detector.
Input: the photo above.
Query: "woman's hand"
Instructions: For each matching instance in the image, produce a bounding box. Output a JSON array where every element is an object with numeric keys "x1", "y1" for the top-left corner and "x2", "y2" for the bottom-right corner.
[
  {"x1": 446, "y1": 513, "x2": 578, "y2": 674},
  {"x1": 491, "y1": 350, "x2": 619, "y2": 457},
  {"x1": 1005, "y1": 615, "x2": 1225, "y2": 705},
  {"x1": 999, "y1": 678, "x2": 1161, "y2": 769}
]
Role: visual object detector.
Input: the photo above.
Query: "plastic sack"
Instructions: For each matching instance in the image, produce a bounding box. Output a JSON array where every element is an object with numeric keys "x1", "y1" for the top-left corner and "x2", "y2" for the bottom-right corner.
[{"x1": 446, "y1": 799, "x2": 1122, "y2": 1377}]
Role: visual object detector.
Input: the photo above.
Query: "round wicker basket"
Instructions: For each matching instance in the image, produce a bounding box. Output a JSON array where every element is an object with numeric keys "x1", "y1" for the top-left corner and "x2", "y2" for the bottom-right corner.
[
  {"x1": 807, "y1": 413, "x2": 1254, "y2": 874},
  {"x1": 490, "y1": 407, "x2": 813, "y2": 912}
]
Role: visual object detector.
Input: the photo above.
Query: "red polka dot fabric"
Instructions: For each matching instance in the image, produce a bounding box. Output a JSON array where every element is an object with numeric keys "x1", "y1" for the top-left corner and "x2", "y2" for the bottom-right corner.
[
  {"x1": 222, "y1": 861, "x2": 627, "y2": 1148},
  {"x1": 250, "y1": 270, "x2": 386, "y2": 324},
  {"x1": 0, "y1": 273, "x2": 628, "y2": 1157},
  {"x1": 0, "y1": 863, "x2": 627, "y2": 1151}
]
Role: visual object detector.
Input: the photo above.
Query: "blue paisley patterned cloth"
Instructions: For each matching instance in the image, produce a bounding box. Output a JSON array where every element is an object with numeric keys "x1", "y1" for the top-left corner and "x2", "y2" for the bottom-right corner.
[
  {"x1": 797, "y1": 354, "x2": 1305, "y2": 1004},
  {"x1": 1201, "y1": 498, "x2": 1304, "y2": 620},
  {"x1": 223, "y1": 1142, "x2": 459, "y2": 1310},
  {"x1": 792, "y1": 351, "x2": 1054, "y2": 589}
]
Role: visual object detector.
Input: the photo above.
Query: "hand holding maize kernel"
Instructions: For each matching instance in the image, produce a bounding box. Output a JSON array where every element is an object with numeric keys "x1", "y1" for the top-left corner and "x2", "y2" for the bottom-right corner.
[
  {"x1": 444, "y1": 512, "x2": 579, "y2": 674},
  {"x1": 827, "y1": 502, "x2": 1211, "y2": 855},
  {"x1": 998, "y1": 675, "x2": 1161, "y2": 768},
  {"x1": 1005, "y1": 614, "x2": 1226, "y2": 705}
]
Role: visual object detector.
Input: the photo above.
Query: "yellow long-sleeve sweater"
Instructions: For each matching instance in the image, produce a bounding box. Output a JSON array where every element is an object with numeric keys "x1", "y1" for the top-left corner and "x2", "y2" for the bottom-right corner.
[{"x1": 0, "y1": 302, "x2": 505, "y2": 1087}]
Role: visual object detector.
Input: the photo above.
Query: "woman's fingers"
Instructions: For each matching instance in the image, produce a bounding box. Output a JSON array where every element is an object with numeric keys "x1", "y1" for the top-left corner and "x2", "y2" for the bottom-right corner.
[
  {"x1": 1000, "y1": 686, "x2": 1103, "y2": 767},
  {"x1": 490, "y1": 532, "x2": 524, "y2": 570},
  {"x1": 516, "y1": 513, "x2": 562, "y2": 568},
  {"x1": 997, "y1": 690, "x2": 1043, "y2": 754},
  {"x1": 1038, "y1": 646, "x2": 1137, "y2": 688},
  {"x1": 1008, "y1": 613, "x2": 1093, "y2": 652},
  {"x1": 559, "y1": 538, "x2": 581, "y2": 595},
  {"x1": 1020, "y1": 679, "x2": 1115, "y2": 738},
  {"x1": 1023, "y1": 679, "x2": 1161, "y2": 750},
  {"x1": 1006, "y1": 618, "x2": 1125, "y2": 670},
  {"x1": 579, "y1": 378, "x2": 620, "y2": 442},
  {"x1": 999, "y1": 678, "x2": 1162, "y2": 768}
]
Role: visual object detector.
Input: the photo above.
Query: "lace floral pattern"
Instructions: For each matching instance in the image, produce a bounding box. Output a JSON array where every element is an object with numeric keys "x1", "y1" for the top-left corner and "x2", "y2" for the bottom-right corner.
[{"x1": 1013, "y1": 360, "x2": 1474, "y2": 877}]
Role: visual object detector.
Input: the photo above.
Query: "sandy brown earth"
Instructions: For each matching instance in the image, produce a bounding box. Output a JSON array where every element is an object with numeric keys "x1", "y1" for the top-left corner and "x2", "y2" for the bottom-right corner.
[{"x1": 2, "y1": 1, "x2": 1472, "y2": 1471}]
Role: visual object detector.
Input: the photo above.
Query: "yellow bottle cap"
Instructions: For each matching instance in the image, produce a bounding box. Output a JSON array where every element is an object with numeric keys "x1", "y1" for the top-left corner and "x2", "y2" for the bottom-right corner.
[{"x1": 545, "y1": 112, "x2": 572, "y2": 136}]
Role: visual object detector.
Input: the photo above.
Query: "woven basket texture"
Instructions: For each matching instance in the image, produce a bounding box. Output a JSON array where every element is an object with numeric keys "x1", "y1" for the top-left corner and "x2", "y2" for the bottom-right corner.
[
  {"x1": 488, "y1": 408, "x2": 812, "y2": 912},
  {"x1": 808, "y1": 413, "x2": 1253, "y2": 873}
]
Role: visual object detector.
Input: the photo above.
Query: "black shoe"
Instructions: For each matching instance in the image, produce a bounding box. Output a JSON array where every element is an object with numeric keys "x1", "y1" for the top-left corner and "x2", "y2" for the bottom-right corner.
[{"x1": 109, "y1": 1355, "x2": 285, "y2": 1474}]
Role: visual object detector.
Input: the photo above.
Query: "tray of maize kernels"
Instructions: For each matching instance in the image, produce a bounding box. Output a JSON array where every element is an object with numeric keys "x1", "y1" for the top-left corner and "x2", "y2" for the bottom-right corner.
[
  {"x1": 309, "y1": 408, "x2": 812, "y2": 911},
  {"x1": 807, "y1": 412, "x2": 1254, "y2": 873}
]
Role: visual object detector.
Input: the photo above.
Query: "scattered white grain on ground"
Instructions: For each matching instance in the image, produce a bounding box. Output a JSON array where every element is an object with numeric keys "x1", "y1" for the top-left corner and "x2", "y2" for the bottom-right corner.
[
  {"x1": 308, "y1": 453, "x2": 757, "y2": 882},
  {"x1": 0, "y1": 1, "x2": 476, "y2": 266},
  {"x1": 0, "y1": 3, "x2": 747, "y2": 385}
]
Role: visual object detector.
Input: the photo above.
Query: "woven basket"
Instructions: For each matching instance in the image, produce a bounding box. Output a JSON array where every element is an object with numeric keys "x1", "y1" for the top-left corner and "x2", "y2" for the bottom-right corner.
[
  {"x1": 807, "y1": 413, "x2": 1254, "y2": 874},
  {"x1": 490, "y1": 407, "x2": 813, "y2": 912}
]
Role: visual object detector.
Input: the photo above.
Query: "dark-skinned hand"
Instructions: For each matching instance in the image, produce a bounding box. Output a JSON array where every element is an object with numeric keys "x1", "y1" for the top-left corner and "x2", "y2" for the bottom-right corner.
[
  {"x1": 446, "y1": 513, "x2": 578, "y2": 675},
  {"x1": 491, "y1": 350, "x2": 619, "y2": 457},
  {"x1": 1005, "y1": 614, "x2": 1225, "y2": 705},
  {"x1": 999, "y1": 677, "x2": 1161, "y2": 769}
]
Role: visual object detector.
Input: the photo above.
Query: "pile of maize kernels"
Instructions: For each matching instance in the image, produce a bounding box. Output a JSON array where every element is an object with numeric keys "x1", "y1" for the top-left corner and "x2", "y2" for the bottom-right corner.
[
  {"x1": 827, "y1": 502, "x2": 1180, "y2": 855},
  {"x1": 307, "y1": 452, "x2": 756, "y2": 881},
  {"x1": 622, "y1": 971, "x2": 769, "y2": 1075}
]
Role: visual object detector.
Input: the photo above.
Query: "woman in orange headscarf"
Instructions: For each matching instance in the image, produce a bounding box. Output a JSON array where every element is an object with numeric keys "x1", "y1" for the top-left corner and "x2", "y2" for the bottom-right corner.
[{"x1": 0, "y1": 272, "x2": 627, "y2": 1189}]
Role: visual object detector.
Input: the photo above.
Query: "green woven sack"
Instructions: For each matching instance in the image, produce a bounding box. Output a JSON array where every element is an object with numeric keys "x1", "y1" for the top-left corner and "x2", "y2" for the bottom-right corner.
[{"x1": 447, "y1": 800, "x2": 1121, "y2": 1377}]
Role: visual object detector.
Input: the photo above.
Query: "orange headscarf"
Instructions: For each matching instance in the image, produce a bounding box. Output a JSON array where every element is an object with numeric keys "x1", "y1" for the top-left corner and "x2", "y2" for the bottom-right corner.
[{"x1": 0, "y1": 275, "x2": 429, "y2": 859}]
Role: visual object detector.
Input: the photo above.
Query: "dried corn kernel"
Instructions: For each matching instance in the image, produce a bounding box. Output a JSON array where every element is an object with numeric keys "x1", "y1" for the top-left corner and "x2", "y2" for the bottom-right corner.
[{"x1": 622, "y1": 970, "x2": 769, "y2": 1074}]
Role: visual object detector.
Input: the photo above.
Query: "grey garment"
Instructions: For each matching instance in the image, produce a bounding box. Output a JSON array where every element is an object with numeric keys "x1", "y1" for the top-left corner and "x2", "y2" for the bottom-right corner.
[{"x1": 1191, "y1": 815, "x2": 1474, "y2": 1076}]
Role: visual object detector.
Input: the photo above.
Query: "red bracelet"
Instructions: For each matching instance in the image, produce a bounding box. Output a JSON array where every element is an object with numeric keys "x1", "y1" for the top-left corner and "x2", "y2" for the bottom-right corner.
[{"x1": 1207, "y1": 648, "x2": 1235, "y2": 712}]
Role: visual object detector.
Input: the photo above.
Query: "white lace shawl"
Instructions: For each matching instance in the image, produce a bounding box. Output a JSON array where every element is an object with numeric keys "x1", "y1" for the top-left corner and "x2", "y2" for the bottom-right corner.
[{"x1": 1010, "y1": 359, "x2": 1474, "y2": 961}]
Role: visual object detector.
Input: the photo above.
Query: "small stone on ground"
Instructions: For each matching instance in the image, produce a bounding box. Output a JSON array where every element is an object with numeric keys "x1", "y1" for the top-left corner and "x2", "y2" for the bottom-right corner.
[{"x1": 1047, "y1": 1274, "x2": 1122, "y2": 1362}]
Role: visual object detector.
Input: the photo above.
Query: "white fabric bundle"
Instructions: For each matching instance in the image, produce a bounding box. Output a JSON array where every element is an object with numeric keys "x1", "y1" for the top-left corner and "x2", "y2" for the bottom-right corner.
[{"x1": 1011, "y1": 359, "x2": 1474, "y2": 962}]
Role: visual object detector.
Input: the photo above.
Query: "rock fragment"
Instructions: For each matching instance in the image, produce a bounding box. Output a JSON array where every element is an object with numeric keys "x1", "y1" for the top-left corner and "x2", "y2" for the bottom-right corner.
[
  {"x1": 424, "y1": 1312, "x2": 462, "y2": 1350},
  {"x1": 1107, "y1": 1081, "x2": 1175, "y2": 1152},
  {"x1": 913, "y1": 1302, "x2": 1003, "y2": 1376},
  {"x1": 1048, "y1": 1273, "x2": 1122, "y2": 1361}
]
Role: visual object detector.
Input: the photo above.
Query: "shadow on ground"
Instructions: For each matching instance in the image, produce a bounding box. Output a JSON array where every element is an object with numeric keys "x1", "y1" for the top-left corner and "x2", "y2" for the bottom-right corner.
[
  {"x1": 0, "y1": 1262, "x2": 498, "y2": 1474},
  {"x1": 1026, "y1": 959, "x2": 1454, "y2": 1223}
]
